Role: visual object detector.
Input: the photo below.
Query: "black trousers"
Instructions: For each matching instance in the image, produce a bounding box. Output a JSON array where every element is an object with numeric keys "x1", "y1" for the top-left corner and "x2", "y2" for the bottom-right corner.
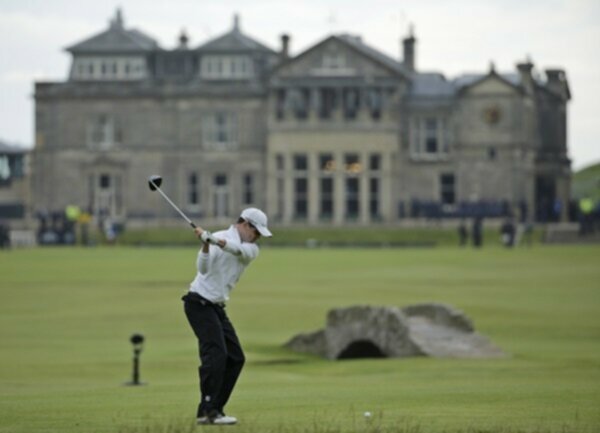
[{"x1": 182, "y1": 293, "x2": 245, "y2": 417}]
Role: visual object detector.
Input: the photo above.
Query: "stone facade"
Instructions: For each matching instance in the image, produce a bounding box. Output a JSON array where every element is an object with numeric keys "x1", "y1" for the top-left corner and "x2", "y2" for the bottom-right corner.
[
  {"x1": 0, "y1": 141, "x2": 30, "y2": 227},
  {"x1": 32, "y1": 10, "x2": 571, "y2": 227}
]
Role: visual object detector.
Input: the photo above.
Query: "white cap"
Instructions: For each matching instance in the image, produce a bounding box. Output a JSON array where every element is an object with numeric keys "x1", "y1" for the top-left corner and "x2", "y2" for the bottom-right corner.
[{"x1": 240, "y1": 208, "x2": 272, "y2": 237}]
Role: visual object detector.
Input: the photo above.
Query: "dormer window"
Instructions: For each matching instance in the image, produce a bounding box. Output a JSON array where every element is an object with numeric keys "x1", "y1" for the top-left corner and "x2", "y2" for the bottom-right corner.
[
  {"x1": 201, "y1": 55, "x2": 254, "y2": 80},
  {"x1": 71, "y1": 56, "x2": 147, "y2": 81}
]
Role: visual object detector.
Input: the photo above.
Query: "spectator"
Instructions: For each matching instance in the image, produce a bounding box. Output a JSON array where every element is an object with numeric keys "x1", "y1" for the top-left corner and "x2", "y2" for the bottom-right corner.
[
  {"x1": 0, "y1": 220, "x2": 10, "y2": 249},
  {"x1": 579, "y1": 197, "x2": 594, "y2": 236},
  {"x1": 458, "y1": 219, "x2": 469, "y2": 246},
  {"x1": 500, "y1": 218, "x2": 516, "y2": 248},
  {"x1": 472, "y1": 216, "x2": 483, "y2": 248}
]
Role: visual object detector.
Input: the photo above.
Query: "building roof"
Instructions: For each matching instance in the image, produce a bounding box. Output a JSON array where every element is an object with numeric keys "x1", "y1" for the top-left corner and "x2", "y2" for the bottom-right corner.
[
  {"x1": 66, "y1": 9, "x2": 159, "y2": 53},
  {"x1": 408, "y1": 72, "x2": 455, "y2": 97},
  {"x1": 197, "y1": 15, "x2": 275, "y2": 53},
  {"x1": 451, "y1": 72, "x2": 523, "y2": 90},
  {"x1": 0, "y1": 140, "x2": 29, "y2": 154},
  {"x1": 336, "y1": 34, "x2": 409, "y2": 77}
]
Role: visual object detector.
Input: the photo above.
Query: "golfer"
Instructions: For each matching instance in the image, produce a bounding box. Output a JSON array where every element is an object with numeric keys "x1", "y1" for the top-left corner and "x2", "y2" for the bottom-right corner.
[{"x1": 182, "y1": 208, "x2": 272, "y2": 425}]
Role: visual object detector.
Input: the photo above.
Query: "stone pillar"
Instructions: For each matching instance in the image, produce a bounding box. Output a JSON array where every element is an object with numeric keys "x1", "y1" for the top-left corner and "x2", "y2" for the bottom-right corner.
[
  {"x1": 308, "y1": 152, "x2": 319, "y2": 224},
  {"x1": 333, "y1": 151, "x2": 345, "y2": 226},
  {"x1": 283, "y1": 153, "x2": 294, "y2": 224},
  {"x1": 360, "y1": 154, "x2": 369, "y2": 224}
]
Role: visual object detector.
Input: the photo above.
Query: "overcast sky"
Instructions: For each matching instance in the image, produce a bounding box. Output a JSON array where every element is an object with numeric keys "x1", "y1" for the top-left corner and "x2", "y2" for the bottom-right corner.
[{"x1": 0, "y1": 0, "x2": 598, "y2": 169}]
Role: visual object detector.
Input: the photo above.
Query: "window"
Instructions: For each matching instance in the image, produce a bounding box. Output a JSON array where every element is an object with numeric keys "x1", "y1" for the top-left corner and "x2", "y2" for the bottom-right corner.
[
  {"x1": 440, "y1": 174, "x2": 455, "y2": 205},
  {"x1": 370, "y1": 178, "x2": 380, "y2": 218},
  {"x1": 369, "y1": 154, "x2": 381, "y2": 171},
  {"x1": 320, "y1": 153, "x2": 335, "y2": 173},
  {"x1": 346, "y1": 178, "x2": 360, "y2": 219},
  {"x1": 343, "y1": 88, "x2": 359, "y2": 119},
  {"x1": 411, "y1": 116, "x2": 449, "y2": 160},
  {"x1": 290, "y1": 88, "x2": 309, "y2": 120},
  {"x1": 213, "y1": 174, "x2": 229, "y2": 218},
  {"x1": 323, "y1": 52, "x2": 346, "y2": 69},
  {"x1": 367, "y1": 88, "x2": 382, "y2": 120},
  {"x1": 242, "y1": 173, "x2": 254, "y2": 205},
  {"x1": 100, "y1": 174, "x2": 111, "y2": 189},
  {"x1": 345, "y1": 154, "x2": 361, "y2": 174},
  {"x1": 293, "y1": 154, "x2": 308, "y2": 171},
  {"x1": 87, "y1": 114, "x2": 120, "y2": 149},
  {"x1": 188, "y1": 173, "x2": 200, "y2": 207},
  {"x1": 425, "y1": 118, "x2": 438, "y2": 153},
  {"x1": 318, "y1": 88, "x2": 336, "y2": 119},
  {"x1": 320, "y1": 178, "x2": 334, "y2": 219},
  {"x1": 201, "y1": 55, "x2": 254, "y2": 80},
  {"x1": 202, "y1": 112, "x2": 237, "y2": 150},
  {"x1": 294, "y1": 178, "x2": 308, "y2": 219},
  {"x1": 93, "y1": 172, "x2": 122, "y2": 218}
]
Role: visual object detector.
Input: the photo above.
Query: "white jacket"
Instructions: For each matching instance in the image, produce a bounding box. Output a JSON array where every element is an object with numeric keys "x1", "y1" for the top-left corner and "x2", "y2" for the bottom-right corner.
[{"x1": 189, "y1": 225, "x2": 259, "y2": 303}]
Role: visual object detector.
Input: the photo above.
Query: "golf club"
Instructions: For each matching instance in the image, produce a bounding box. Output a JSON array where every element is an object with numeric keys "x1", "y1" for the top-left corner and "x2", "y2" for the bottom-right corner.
[{"x1": 148, "y1": 175, "x2": 197, "y2": 229}]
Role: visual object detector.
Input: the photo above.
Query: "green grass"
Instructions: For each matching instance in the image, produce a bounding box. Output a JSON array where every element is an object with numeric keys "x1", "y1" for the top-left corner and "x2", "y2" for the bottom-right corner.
[
  {"x1": 114, "y1": 225, "x2": 543, "y2": 247},
  {"x1": 0, "y1": 245, "x2": 599, "y2": 433}
]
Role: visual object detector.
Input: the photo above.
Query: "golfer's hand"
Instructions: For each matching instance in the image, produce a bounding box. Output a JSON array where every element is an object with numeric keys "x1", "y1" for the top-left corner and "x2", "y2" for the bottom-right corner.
[{"x1": 200, "y1": 230, "x2": 219, "y2": 245}]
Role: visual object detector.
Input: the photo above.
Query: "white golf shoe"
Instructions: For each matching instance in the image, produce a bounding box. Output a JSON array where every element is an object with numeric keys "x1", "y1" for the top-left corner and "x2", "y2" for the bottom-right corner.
[
  {"x1": 212, "y1": 414, "x2": 238, "y2": 425},
  {"x1": 197, "y1": 413, "x2": 238, "y2": 425}
]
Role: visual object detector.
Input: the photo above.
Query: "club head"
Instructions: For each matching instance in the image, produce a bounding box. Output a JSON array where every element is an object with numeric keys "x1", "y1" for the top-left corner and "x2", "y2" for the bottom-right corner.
[{"x1": 148, "y1": 175, "x2": 162, "y2": 191}]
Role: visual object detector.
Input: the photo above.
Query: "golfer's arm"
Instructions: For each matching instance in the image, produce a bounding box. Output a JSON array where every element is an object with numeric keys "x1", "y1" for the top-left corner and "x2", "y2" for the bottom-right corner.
[
  {"x1": 195, "y1": 228, "x2": 210, "y2": 274},
  {"x1": 218, "y1": 239, "x2": 258, "y2": 263},
  {"x1": 197, "y1": 244, "x2": 210, "y2": 274}
]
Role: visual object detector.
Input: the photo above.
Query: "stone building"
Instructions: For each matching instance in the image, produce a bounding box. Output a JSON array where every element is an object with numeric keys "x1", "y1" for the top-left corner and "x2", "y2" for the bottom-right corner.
[
  {"x1": 33, "y1": 10, "x2": 571, "y2": 228},
  {"x1": 0, "y1": 141, "x2": 30, "y2": 226}
]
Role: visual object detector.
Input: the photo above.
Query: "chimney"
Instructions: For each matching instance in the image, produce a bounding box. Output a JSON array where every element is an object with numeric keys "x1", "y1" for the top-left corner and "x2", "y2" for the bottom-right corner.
[
  {"x1": 110, "y1": 8, "x2": 124, "y2": 29},
  {"x1": 280, "y1": 34, "x2": 290, "y2": 59},
  {"x1": 517, "y1": 57, "x2": 534, "y2": 95},
  {"x1": 545, "y1": 69, "x2": 570, "y2": 100},
  {"x1": 402, "y1": 24, "x2": 416, "y2": 72},
  {"x1": 178, "y1": 29, "x2": 189, "y2": 49},
  {"x1": 233, "y1": 13, "x2": 240, "y2": 32}
]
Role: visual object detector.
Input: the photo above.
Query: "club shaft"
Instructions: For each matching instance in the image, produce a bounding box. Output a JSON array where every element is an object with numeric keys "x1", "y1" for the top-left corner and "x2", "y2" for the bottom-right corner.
[{"x1": 153, "y1": 184, "x2": 196, "y2": 228}]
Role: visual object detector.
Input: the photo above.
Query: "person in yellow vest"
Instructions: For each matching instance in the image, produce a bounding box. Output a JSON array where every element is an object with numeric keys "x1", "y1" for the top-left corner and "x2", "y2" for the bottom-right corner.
[
  {"x1": 579, "y1": 197, "x2": 594, "y2": 236},
  {"x1": 78, "y1": 209, "x2": 93, "y2": 246},
  {"x1": 64, "y1": 205, "x2": 81, "y2": 244}
]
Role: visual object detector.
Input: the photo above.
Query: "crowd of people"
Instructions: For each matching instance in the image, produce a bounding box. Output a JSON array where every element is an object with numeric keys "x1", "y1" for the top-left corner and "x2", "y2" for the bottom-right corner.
[{"x1": 35, "y1": 206, "x2": 121, "y2": 246}]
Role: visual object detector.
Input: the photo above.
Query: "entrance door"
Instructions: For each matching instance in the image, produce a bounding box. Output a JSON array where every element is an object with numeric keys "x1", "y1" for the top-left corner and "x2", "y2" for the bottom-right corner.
[{"x1": 92, "y1": 172, "x2": 123, "y2": 220}]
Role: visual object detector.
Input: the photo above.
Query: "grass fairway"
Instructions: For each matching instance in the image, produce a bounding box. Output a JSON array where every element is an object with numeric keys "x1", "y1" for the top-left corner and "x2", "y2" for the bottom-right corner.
[{"x1": 0, "y1": 245, "x2": 599, "y2": 433}]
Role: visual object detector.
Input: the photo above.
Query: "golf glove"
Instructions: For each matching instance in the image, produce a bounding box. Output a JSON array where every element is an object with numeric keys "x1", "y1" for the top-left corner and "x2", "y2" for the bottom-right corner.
[{"x1": 200, "y1": 230, "x2": 218, "y2": 245}]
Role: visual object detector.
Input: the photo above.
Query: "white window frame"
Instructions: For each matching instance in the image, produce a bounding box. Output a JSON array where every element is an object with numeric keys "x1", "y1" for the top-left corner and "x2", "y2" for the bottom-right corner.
[
  {"x1": 201, "y1": 55, "x2": 254, "y2": 80},
  {"x1": 410, "y1": 116, "x2": 449, "y2": 161},
  {"x1": 202, "y1": 112, "x2": 238, "y2": 150},
  {"x1": 87, "y1": 114, "x2": 120, "y2": 150}
]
